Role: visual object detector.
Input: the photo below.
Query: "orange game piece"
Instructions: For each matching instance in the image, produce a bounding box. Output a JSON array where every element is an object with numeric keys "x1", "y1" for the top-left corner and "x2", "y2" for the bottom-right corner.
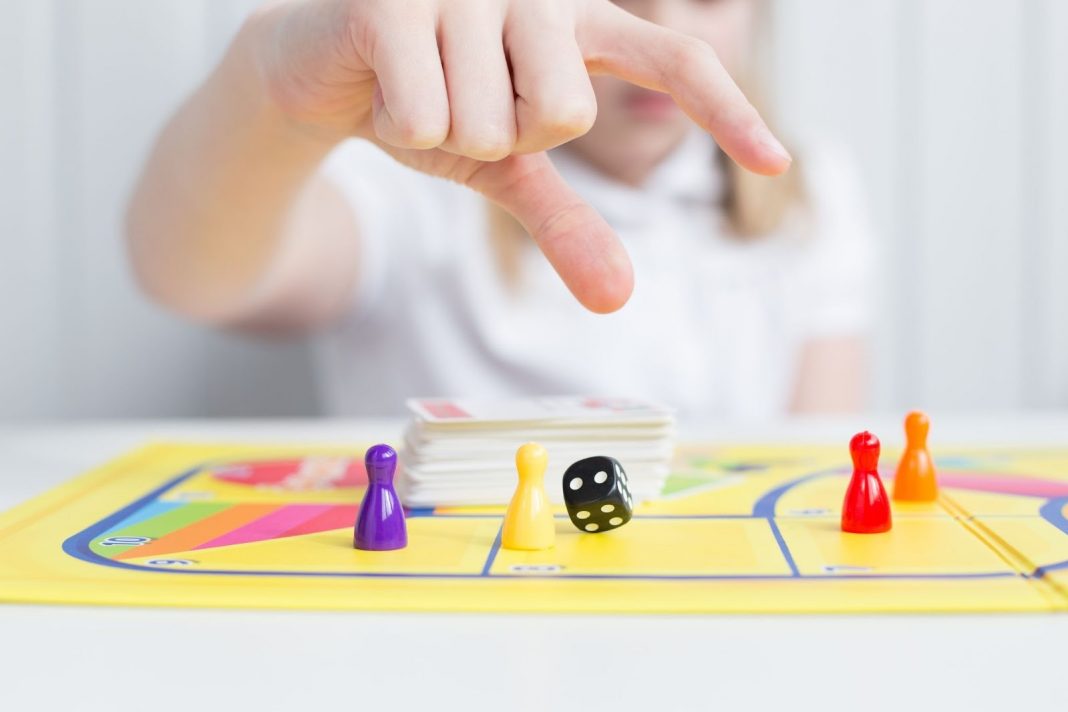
[
  {"x1": 841, "y1": 431, "x2": 892, "y2": 534},
  {"x1": 893, "y1": 411, "x2": 938, "y2": 502}
]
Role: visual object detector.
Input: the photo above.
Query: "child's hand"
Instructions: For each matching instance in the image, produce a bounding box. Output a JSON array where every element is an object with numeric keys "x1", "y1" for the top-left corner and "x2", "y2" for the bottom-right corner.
[{"x1": 254, "y1": 0, "x2": 791, "y2": 312}]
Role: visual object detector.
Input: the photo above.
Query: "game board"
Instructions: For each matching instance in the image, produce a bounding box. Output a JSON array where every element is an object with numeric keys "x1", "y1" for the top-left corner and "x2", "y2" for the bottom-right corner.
[{"x1": 1, "y1": 441, "x2": 1067, "y2": 613}]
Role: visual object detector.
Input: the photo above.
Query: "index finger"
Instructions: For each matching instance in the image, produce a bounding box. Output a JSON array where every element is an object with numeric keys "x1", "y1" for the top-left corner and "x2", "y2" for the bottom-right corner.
[
  {"x1": 469, "y1": 153, "x2": 634, "y2": 314},
  {"x1": 578, "y1": 1, "x2": 792, "y2": 176}
]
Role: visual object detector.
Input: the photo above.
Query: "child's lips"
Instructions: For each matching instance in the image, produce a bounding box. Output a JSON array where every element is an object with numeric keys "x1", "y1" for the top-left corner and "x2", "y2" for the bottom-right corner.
[{"x1": 623, "y1": 90, "x2": 680, "y2": 120}]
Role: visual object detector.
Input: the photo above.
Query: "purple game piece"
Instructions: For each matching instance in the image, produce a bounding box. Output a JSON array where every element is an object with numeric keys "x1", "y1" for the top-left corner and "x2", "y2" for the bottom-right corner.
[{"x1": 353, "y1": 444, "x2": 407, "y2": 551}]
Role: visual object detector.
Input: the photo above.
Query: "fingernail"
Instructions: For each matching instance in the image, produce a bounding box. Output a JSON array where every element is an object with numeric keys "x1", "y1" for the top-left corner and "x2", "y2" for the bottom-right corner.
[{"x1": 759, "y1": 129, "x2": 792, "y2": 164}]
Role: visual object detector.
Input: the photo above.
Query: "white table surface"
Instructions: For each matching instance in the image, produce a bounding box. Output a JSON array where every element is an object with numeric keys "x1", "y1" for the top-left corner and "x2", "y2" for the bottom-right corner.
[{"x1": 1, "y1": 416, "x2": 1066, "y2": 711}]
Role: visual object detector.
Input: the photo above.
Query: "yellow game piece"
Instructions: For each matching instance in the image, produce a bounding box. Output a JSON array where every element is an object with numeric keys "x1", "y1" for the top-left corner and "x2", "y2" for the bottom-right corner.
[
  {"x1": 6, "y1": 441, "x2": 1068, "y2": 614},
  {"x1": 501, "y1": 442, "x2": 555, "y2": 551},
  {"x1": 893, "y1": 411, "x2": 939, "y2": 502}
]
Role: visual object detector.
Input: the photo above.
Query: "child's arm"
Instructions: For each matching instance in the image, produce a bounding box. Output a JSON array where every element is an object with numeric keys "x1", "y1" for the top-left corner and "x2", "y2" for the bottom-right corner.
[
  {"x1": 127, "y1": 0, "x2": 791, "y2": 328},
  {"x1": 126, "y1": 4, "x2": 363, "y2": 331}
]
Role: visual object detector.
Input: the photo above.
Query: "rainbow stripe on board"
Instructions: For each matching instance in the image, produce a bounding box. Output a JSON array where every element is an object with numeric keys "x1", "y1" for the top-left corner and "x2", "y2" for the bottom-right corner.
[
  {"x1": 93, "y1": 503, "x2": 359, "y2": 561},
  {"x1": 86, "y1": 460, "x2": 1068, "y2": 565}
]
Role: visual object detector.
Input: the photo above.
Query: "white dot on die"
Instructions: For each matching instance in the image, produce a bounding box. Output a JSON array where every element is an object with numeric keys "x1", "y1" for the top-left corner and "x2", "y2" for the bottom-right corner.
[
  {"x1": 569, "y1": 477, "x2": 583, "y2": 491},
  {"x1": 585, "y1": 523, "x2": 600, "y2": 532},
  {"x1": 594, "y1": 471, "x2": 608, "y2": 484},
  {"x1": 601, "y1": 504, "x2": 615, "y2": 513},
  {"x1": 576, "y1": 510, "x2": 591, "y2": 520},
  {"x1": 609, "y1": 517, "x2": 623, "y2": 526}
]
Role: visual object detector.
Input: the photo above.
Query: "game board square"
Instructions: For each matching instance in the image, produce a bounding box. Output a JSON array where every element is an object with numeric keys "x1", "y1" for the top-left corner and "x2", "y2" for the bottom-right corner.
[
  {"x1": 777, "y1": 517, "x2": 1019, "y2": 577},
  {"x1": 968, "y1": 513, "x2": 1068, "y2": 580},
  {"x1": 120, "y1": 516, "x2": 501, "y2": 575},
  {"x1": 490, "y1": 518, "x2": 794, "y2": 577}
]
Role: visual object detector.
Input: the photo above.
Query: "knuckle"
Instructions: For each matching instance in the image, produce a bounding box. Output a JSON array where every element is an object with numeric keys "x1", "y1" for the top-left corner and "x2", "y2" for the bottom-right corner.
[
  {"x1": 388, "y1": 115, "x2": 449, "y2": 148},
  {"x1": 671, "y1": 35, "x2": 715, "y2": 69},
  {"x1": 534, "y1": 201, "x2": 590, "y2": 245},
  {"x1": 545, "y1": 99, "x2": 598, "y2": 137},
  {"x1": 343, "y1": 0, "x2": 385, "y2": 63},
  {"x1": 453, "y1": 131, "x2": 516, "y2": 161},
  {"x1": 461, "y1": 143, "x2": 514, "y2": 162},
  {"x1": 523, "y1": 96, "x2": 597, "y2": 147}
]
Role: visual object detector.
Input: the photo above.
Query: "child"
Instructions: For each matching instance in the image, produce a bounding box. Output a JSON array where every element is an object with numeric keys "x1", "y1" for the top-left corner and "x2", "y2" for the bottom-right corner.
[{"x1": 126, "y1": 0, "x2": 873, "y2": 419}]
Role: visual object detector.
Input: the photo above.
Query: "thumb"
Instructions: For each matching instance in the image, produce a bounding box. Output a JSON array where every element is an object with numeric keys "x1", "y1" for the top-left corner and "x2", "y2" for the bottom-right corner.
[{"x1": 466, "y1": 153, "x2": 634, "y2": 313}]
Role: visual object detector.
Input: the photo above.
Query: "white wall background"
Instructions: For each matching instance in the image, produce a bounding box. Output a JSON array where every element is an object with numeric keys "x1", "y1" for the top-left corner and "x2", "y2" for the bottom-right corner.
[
  {"x1": 1, "y1": 0, "x2": 1065, "y2": 419},
  {"x1": 0, "y1": 0, "x2": 319, "y2": 418},
  {"x1": 772, "y1": 0, "x2": 1068, "y2": 412}
]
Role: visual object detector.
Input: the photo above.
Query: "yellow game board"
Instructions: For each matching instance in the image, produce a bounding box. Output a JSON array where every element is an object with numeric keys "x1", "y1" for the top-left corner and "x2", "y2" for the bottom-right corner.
[{"x1": 1, "y1": 442, "x2": 1067, "y2": 613}]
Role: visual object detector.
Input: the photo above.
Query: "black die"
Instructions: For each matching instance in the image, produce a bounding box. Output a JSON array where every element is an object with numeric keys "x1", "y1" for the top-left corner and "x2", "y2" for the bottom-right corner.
[{"x1": 562, "y1": 456, "x2": 633, "y2": 533}]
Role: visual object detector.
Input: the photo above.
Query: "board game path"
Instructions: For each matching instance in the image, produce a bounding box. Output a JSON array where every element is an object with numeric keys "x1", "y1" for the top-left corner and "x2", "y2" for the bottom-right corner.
[{"x1": 61, "y1": 458, "x2": 1068, "y2": 583}]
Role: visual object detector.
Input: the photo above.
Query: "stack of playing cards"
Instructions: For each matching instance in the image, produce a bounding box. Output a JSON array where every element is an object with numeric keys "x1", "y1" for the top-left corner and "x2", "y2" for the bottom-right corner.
[{"x1": 397, "y1": 397, "x2": 676, "y2": 507}]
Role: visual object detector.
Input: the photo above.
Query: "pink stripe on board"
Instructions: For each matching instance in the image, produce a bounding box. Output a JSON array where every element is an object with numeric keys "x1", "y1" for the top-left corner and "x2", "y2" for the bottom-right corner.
[
  {"x1": 195, "y1": 504, "x2": 333, "y2": 550},
  {"x1": 280, "y1": 505, "x2": 358, "y2": 538},
  {"x1": 939, "y1": 473, "x2": 1068, "y2": 499}
]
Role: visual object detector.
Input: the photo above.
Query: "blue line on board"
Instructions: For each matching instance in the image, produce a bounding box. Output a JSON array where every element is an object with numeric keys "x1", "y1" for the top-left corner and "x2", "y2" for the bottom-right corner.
[
  {"x1": 52, "y1": 550, "x2": 1024, "y2": 581},
  {"x1": 1032, "y1": 496, "x2": 1068, "y2": 576},
  {"x1": 751, "y1": 468, "x2": 847, "y2": 519},
  {"x1": 1038, "y1": 497, "x2": 1068, "y2": 537},
  {"x1": 61, "y1": 461, "x2": 1068, "y2": 584},
  {"x1": 480, "y1": 526, "x2": 504, "y2": 576},
  {"x1": 62, "y1": 465, "x2": 204, "y2": 566},
  {"x1": 750, "y1": 468, "x2": 845, "y2": 577},
  {"x1": 405, "y1": 508, "x2": 436, "y2": 518},
  {"x1": 767, "y1": 519, "x2": 800, "y2": 577}
]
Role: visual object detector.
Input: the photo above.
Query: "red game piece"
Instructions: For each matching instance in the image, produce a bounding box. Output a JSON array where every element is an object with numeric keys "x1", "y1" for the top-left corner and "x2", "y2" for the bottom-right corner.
[{"x1": 841, "y1": 431, "x2": 892, "y2": 533}]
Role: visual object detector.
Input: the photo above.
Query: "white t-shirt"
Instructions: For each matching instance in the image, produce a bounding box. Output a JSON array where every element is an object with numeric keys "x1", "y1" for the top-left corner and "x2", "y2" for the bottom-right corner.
[{"x1": 316, "y1": 130, "x2": 874, "y2": 420}]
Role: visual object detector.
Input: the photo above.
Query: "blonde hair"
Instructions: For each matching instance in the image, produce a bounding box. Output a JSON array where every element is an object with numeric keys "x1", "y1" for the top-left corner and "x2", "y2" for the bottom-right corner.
[
  {"x1": 718, "y1": 91, "x2": 806, "y2": 237},
  {"x1": 728, "y1": 0, "x2": 806, "y2": 237}
]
